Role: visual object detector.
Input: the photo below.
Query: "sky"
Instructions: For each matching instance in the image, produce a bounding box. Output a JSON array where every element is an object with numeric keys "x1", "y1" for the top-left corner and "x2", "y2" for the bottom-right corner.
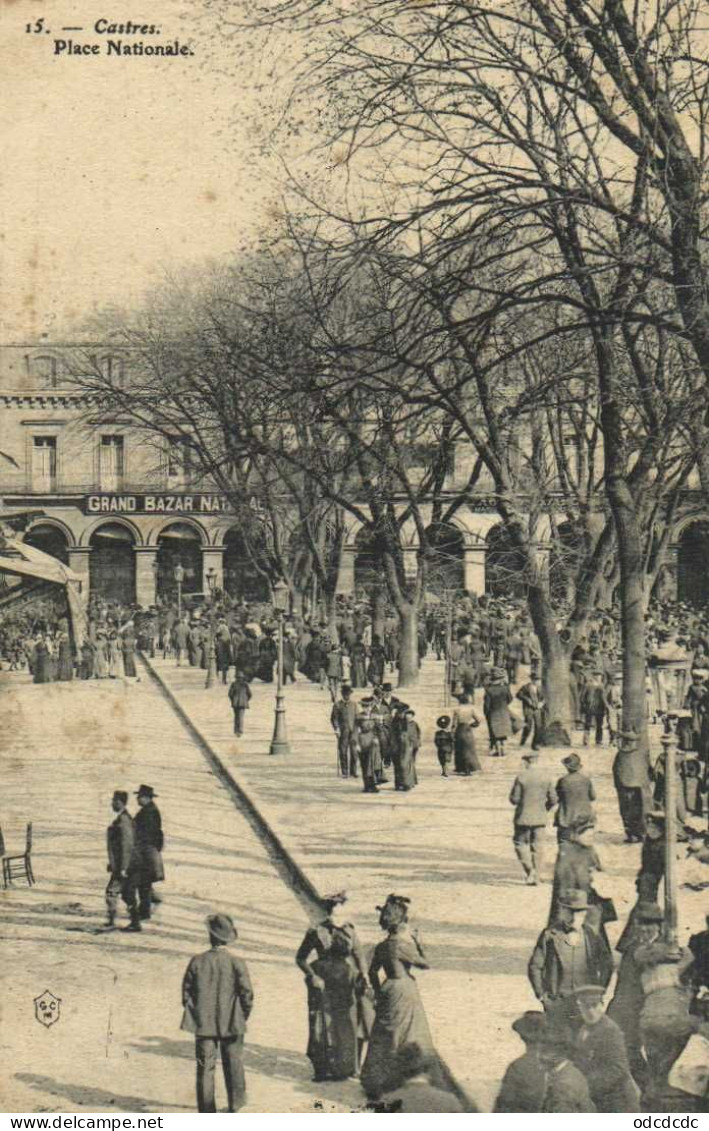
[{"x1": 0, "y1": 0, "x2": 290, "y2": 340}]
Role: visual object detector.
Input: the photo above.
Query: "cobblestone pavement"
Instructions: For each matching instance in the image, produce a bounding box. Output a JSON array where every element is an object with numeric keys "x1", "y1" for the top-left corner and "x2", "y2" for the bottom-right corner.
[
  {"x1": 145, "y1": 653, "x2": 708, "y2": 1111},
  {"x1": 0, "y1": 671, "x2": 362, "y2": 1114}
]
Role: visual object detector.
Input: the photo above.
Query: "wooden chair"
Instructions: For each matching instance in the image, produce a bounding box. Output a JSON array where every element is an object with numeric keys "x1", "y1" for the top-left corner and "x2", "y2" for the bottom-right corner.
[{"x1": 3, "y1": 823, "x2": 35, "y2": 887}]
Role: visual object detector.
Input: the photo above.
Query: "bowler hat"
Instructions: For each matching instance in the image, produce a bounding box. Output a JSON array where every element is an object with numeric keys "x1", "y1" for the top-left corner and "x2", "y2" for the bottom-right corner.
[
  {"x1": 135, "y1": 784, "x2": 158, "y2": 798},
  {"x1": 562, "y1": 753, "x2": 581, "y2": 770},
  {"x1": 437, "y1": 715, "x2": 451, "y2": 728},
  {"x1": 206, "y1": 913, "x2": 237, "y2": 943},
  {"x1": 341, "y1": 685, "x2": 353, "y2": 696},
  {"x1": 112, "y1": 790, "x2": 128, "y2": 805},
  {"x1": 376, "y1": 893, "x2": 411, "y2": 912},
  {"x1": 559, "y1": 889, "x2": 588, "y2": 911},
  {"x1": 512, "y1": 1012, "x2": 546, "y2": 1043},
  {"x1": 382, "y1": 682, "x2": 393, "y2": 692}
]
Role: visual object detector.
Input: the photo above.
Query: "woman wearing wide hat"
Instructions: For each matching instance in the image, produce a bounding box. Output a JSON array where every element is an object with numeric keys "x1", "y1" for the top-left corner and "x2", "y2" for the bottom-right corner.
[
  {"x1": 360, "y1": 894, "x2": 435, "y2": 1102},
  {"x1": 295, "y1": 893, "x2": 372, "y2": 1082},
  {"x1": 484, "y1": 668, "x2": 514, "y2": 756}
]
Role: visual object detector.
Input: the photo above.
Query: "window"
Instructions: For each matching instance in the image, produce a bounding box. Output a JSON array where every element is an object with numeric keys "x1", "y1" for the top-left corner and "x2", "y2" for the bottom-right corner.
[
  {"x1": 29, "y1": 354, "x2": 58, "y2": 387},
  {"x1": 166, "y1": 436, "x2": 191, "y2": 486},
  {"x1": 32, "y1": 436, "x2": 57, "y2": 491},
  {"x1": 97, "y1": 354, "x2": 125, "y2": 384},
  {"x1": 100, "y1": 435, "x2": 125, "y2": 491}
]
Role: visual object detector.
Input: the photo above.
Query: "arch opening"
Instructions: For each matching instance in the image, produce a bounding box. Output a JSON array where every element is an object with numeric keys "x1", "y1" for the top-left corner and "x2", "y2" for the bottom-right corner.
[
  {"x1": 156, "y1": 522, "x2": 203, "y2": 598},
  {"x1": 485, "y1": 523, "x2": 527, "y2": 599},
  {"x1": 24, "y1": 523, "x2": 70, "y2": 565},
  {"x1": 424, "y1": 523, "x2": 464, "y2": 595},
  {"x1": 89, "y1": 522, "x2": 136, "y2": 604}
]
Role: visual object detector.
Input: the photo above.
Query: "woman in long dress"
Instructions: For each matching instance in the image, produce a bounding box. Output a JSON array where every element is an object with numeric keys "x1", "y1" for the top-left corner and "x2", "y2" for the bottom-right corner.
[
  {"x1": 94, "y1": 632, "x2": 109, "y2": 679},
  {"x1": 122, "y1": 630, "x2": 137, "y2": 678},
  {"x1": 451, "y1": 694, "x2": 482, "y2": 774},
  {"x1": 360, "y1": 894, "x2": 435, "y2": 1101},
  {"x1": 484, "y1": 670, "x2": 513, "y2": 756},
  {"x1": 296, "y1": 894, "x2": 372, "y2": 1082},
  {"x1": 57, "y1": 631, "x2": 74, "y2": 681},
  {"x1": 395, "y1": 709, "x2": 420, "y2": 791}
]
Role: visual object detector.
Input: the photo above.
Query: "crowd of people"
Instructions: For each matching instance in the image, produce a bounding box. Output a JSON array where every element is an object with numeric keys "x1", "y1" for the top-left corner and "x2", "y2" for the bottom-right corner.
[{"x1": 4, "y1": 581, "x2": 709, "y2": 1110}]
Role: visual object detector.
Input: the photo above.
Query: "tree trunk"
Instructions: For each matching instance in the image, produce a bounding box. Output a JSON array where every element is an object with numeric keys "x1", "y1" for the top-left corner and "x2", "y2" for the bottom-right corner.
[
  {"x1": 371, "y1": 583, "x2": 386, "y2": 644},
  {"x1": 608, "y1": 478, "x2": 649, "y2": 745},
  {"x1": 526, "y1": 585, "x2": 572, "y2": 744},
  {"x1": 397, "y1": 603, "x2": 419, "y2": 687}
]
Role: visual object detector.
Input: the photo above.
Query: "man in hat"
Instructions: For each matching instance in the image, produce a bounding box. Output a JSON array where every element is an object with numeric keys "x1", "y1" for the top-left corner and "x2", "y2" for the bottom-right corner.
[
  {"x1": 555, "y1": 754, "x2": 596, "y2": 842},
  {"x1": 613, "y1": 728, "x2": 651, "y2": 843},
  {"x1": 528, "y1": 890, "x2": 613, "y2": 1029},
  {"x1": 573, "y1": 986, "x2": 639, "y2": 1111},
  {"x1": 509, "y1": 751, "x2": 556, "y2": 885},
  {"x1": 105, "y1": 790, "x2": 134, "y2": 929},
  {"x1": 580, "y1": 671, "x2": 608, "y2": 745},
  {"x1": 494, "y1": 1012, "x2": 547, "y2": 1113},
  {"x1": 124, "y1": 785, "x2": 164, "y2": 930},
  {"x1": 331, "y1": 685, "x2": 360, "y2": 778},
  {"x1": 227, "y1": 669, "x2": 252, "y2": 737},
  {"x1": 516, "y1": 674, "x2": 544, "y2": 751},
  {"x1": 181, "y1": 913, "x2": 254, "y2": 1112},
  {"x1": 434, "y1": 715, "x2": 454, "y2": 777},
  {"x1": 539, "y1": 1021, "x2": 596, "y2": 1112}
]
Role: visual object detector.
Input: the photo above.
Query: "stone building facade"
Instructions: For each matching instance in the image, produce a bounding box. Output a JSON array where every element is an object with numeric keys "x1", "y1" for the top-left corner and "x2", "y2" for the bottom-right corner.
[{"x1": 2, "y1": 340, "x2": 708, "y2": 607}]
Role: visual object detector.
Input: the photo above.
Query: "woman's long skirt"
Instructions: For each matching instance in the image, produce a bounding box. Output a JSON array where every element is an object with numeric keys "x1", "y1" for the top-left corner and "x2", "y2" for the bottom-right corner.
[
  {"x1": 454, "y1": 724, "x2": 481, "y2": 774},
  {"x1": 360, "y1": 978, "x2": 435, "y2": 1099}
]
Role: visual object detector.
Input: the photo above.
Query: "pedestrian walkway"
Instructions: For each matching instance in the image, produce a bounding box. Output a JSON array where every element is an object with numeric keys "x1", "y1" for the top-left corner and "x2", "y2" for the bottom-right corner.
[
  {"x1": 145, "y1": 654, "x2": 706, "y2": 1109},
  {"x1": 0, "y1": 672, "x2": 362, "y2": 1113}
]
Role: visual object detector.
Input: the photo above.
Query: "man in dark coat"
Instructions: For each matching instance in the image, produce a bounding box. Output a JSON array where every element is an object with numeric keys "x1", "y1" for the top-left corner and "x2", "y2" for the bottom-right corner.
[
  {"x1": 539, "y1": 1021, "x2": 596, "y2": 1112},
  {"x1": 215, "y1": 620, "x2": 232, "y2": 684},
  {"x1": 528, "y1": 890, "x2": 613, "y2": 1031},
  {"x1": 181, "y1": 913, "x2": 254, "y2": 1113},
  {"x1": 509, "y1": 751, "x2": 556, "y2": 885},
  {"x1": 105, "y1": 790, "x2": 134, "y2": 929},
  {"x1": 573, "y1": 986, "x2": 639, "y2": 1111},
  {"x1": 613, "y1": 728, "x2": 652, "y2": 842},
  {"x1": 124, "y1": 785, "x2": 164, "y2": 930},
  {"x1": 555, "y1": 754, "x2": 596, "y2": 842},
  {"x1": 516, "y1": 676, "x2": 544, "y2": 750},
  {"x1": 494, "y1": 1012, "x2": 546, "y2": 1112},
  {"x1": 581, "y1": 672, "x2": 608, "y2": 745},
  {"x1": 607, "y1": 901, "x2": 665, "y2": 1088},
  {"x1": 331, "y1": 685, "x2": 360, "y2": 778},
  {"x1": 228, "y1": 670, "x2": 252, "y2": 737}
]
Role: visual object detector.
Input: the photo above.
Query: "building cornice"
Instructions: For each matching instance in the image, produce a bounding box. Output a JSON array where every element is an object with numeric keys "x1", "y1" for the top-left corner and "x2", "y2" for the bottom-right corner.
[{"x1": 0, "y1": 392, "x2": 93, "y2": 408}]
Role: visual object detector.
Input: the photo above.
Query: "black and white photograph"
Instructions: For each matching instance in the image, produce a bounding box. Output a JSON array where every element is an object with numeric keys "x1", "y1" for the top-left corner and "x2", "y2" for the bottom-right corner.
[{"x1": 1, "y1": 0, "x2": 708, "y2": 1116}]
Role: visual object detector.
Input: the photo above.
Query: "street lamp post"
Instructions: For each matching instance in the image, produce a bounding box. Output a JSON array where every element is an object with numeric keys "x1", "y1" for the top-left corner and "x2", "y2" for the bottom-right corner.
[
  {"x1": 174, "y1": 561, "x2": 184, "y2": 622},
  {"x1": 270, "y1": 578, "x2": 291, "y2": 756},
  {"x1": 151, "y1": 557, "x2": 159, "y2": 605},
  {"x1": 649, "y1": 637, "x2": 691, "y2": 945},
  {"x1": 205, "y1": 567, "x2": 217, "y2": 689}
]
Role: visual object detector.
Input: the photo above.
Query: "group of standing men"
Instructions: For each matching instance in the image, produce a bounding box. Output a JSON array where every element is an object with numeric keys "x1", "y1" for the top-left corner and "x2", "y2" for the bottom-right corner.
[{"x1": 105, "y1": 784, "x2": 164, "y2": 931}]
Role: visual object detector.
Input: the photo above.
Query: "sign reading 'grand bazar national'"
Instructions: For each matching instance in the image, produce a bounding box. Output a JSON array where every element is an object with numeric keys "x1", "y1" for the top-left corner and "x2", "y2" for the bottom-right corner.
[{"x1": 84, "y1": 494, "x2": 232, "y2": 515}]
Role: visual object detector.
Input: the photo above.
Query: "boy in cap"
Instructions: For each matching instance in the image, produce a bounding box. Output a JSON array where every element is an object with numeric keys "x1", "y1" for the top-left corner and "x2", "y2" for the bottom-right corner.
[
  {"x1": 434, "y1": 715, "x2": 453, "y2": 777},
  {"x1": 573, "y1": 986, "x2": 639, "y2": 1111},
  {"x1": 181, "y1": 913, "x2": 254, "y2": 1112},
  {"x1": 539, "y1": 1021, "x2": 596, "y2": 1112},
  {"x1": 105, "y1": 790, "x2": 134, "y2": 929}
]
